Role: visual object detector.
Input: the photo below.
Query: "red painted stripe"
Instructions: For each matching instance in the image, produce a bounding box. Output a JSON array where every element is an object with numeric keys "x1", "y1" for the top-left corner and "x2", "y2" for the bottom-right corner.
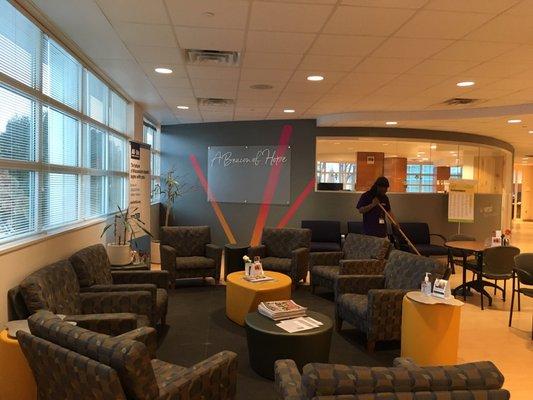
[
  {"x1": 277, "y1": 177, "x2": 316, "y2": 228},
  {"x1": 250, "y1": 124, "x2": 293, "y2": 245},
  {"x1": 189, "y1": 154, "x2": 237, "y2": 244}
]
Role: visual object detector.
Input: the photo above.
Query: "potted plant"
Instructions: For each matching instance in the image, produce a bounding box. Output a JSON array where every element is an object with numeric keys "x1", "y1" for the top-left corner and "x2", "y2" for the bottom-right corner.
[
  {"x1": 150, "y1": 170, "x2": 195, "y2": 263},
  {"x1": 101, "y1": 205, "x2": 152, "y2": 266}
]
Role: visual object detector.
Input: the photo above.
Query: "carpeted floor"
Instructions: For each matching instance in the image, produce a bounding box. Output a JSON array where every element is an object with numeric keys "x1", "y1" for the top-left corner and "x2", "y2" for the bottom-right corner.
[{"x1": 156, "y1": 282, "x2": 399, "y2": 400}]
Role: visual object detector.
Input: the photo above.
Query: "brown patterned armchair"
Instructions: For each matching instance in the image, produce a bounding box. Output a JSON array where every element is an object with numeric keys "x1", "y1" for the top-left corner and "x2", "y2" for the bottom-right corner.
[
  {"x1": 248, "y1": 227, "x2": 311, "y2": 285},
  {"x1": 18, "y1": 260, "x2": 153, "y2": 336},
  {"x1": 18, "y1": 311, "x2": 238, "y2": 400},
  {"x1": 160, "y1": 226, "x2": 223, "y2": 287},
  {"x1": 310, "y1": 233, "x2": 391, "y2": 294},
  {"x1": 274, "y1": 357, "x2": 510, "y2": 400},
  {"x1": 335, "y1": 250, "x2": 446, "y2": 352},
  {"x1": 69, "y1": 244, "x2": 168, "y2": 325}
]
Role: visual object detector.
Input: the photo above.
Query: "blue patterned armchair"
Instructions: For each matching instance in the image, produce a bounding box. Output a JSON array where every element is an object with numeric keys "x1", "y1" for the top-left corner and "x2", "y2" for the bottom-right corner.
[{"x1": 335, "y1": 250, "x2": 446, "y2": 352}]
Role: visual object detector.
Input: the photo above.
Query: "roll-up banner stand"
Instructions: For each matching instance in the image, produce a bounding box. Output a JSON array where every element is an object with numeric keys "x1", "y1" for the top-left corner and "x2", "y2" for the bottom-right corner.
[{"x1": 129, "y1": 141, "x2": 151, "y2": 241}]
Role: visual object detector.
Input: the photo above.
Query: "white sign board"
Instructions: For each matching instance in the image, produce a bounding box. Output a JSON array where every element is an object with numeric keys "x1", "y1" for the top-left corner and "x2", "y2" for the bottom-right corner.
[
  {"x1": 129, "y1": 141, "x2": 151, "y2": 237},
  {"x1": 448, "y1": 179, "x2": 476, "y2": 223}
]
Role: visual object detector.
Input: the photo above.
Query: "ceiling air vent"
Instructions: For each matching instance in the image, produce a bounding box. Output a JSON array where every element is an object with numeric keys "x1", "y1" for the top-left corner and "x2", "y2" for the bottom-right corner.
[
  {"x1": 443, "y1": 97, "x2": 479, "y2": 106},
  {"x1": 197, "y1": 98, "x2": 234, "y2": 107},
  {"x1": 186, "y1": 49, "x2": 240, "y2": 66}
]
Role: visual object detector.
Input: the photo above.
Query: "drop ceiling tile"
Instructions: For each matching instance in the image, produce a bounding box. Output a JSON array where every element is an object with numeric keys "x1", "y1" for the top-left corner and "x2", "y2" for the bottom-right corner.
[
  {"x1": 187, "y1": 65, "x2": 240, "y2": 80},
  {"x1": 291, "y1": 70, "x2": 346, "y2": 85},
  {"x1": 339, "y1": 72, "x2": 398, "y2": 89},
  {"x1": 395, "y1": 10, "x2": 492, "y2": 40},
  {"x1": 425, "y1": 0, "x2": 519, "y2": 14},
  {"x1": 246, "y1": 31, "x2": 315, "y2": 54},
  {"x1": 371, "y1": 82, "x2": 425, "y2": 97},
  {"x1": 166, "y1": 0, "x2": 249, "y2": 29},
  {"x1": 235, "y1": 98, "x2": 275, "y2": 107},
  {"x1": 249, "y1": 2, "x2": 333, "y2": 33},
  {"x1": 340, "y1": 0, "x2": 426, "y2": 8},
  {"x1": 373, "y1": 37, "x2": 453, "y2": 58},
  {"x1": 242, "y1": 52, "x2": 303, "y2": 69},
  {"x1": 432, "y1": 41, "x2": 518, "y2": 62},
  {"x1": 240, "y1": 69, "x2": 293, "y2": 88},
  {"x1": 128, "y1": 45, "x2": 184, "y2": 64},
  {"x1": 299, "y1": 55, "x2": 362, "y2": 72},
  {"x1": 391, "y1": 73, "x2": 449, "y2": 88},
  {"x1": 283, "y1": 81, "x2": 334, "y2": 95},
  {"x1": 174, "y1": 27, "x2": 245, "y2": 51},
  {"x1": 324, "y1": 6, "x2": 415, "y2": 36},
  {"x1": 309, "y1": 35, "x2": 385, "y2": 56},
  {"x1": 237, "y1": 87, "x2": 282, "y2": 99},
  {"x1": 408, "y1": 59, "x2": 479, "y2": 76},
  {"x1": 192, "y1": 79, "x2": 238, "y2": 98},
  {"x1": 465, "y1": 14, "x2": 533, "y2": 44},
  {"x1": 354, "y1": 57, "x2": 422, "y2": 74},
  {"x1": 139, "y1": 62, "x2": 188, "y2": 79},
  {"x1": 113, "y1": 22, "x2": 176, "y2": 47},
  {"x1": 277, "y1": 91, "x2": 324, "y2": 102},
  {"x1": 263, "y1": 0, "x2": 336, "y2": 4},
  {"x1": 95, "y1": 0, "x2": 168, "y2": 24},
  {"x1": 149, "y1": 75, "x2": 191, "y2": 89},
  {"x1": 485, "y1": 78, "x2": 533, "y2": 91},
  {"x1": 462, "y1": 61, "x2": 533, "y2": 79}
]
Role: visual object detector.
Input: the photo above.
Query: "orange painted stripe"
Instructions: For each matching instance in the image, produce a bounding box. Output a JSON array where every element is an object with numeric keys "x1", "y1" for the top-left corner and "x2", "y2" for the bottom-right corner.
[
  {"x1": 277, "y1": 177, "x2": 316, "y2": 228},
  {"x1": 189, "y1": 154, "x2": 237, "y2": 244},
  {"x1": 250, "y1": 124, "x2": 293, "y2": 245}
]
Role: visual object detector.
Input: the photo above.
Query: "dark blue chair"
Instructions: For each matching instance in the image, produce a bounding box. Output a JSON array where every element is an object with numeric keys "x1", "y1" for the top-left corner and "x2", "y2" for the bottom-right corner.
[
  {"x1": 301, "y1": 220, "x2": 341, "y2": 252},
  {"x1": 347, "y1": 221, "x2": 363, "y2": 234},
  {"x1": 395, "y1": 222, "x2": 448, "y2": 256}
]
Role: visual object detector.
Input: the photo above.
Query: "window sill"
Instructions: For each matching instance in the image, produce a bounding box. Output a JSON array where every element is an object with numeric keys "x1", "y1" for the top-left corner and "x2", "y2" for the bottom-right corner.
[{"x1": 0, "y1": 217, "x2": 108, "y2": 256}]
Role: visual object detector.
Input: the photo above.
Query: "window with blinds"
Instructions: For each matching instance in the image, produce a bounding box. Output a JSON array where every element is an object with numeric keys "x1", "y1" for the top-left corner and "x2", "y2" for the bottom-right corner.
[
  {"x1": 0, "y1": 0, "x2": 129, "y2": 246},
  {"x1": 143, "y1": 122, "x2": 160, "y2": 204}
]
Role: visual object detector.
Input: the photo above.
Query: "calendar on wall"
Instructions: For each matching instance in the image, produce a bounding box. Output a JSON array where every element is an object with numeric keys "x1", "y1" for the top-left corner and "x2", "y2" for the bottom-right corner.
[{"x1": 448, "y1": 179, "x2": 477, "y2": 223}]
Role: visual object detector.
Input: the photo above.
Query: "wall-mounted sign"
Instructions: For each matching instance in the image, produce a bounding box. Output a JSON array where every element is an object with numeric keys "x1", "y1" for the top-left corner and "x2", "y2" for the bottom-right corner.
[
  {"x1": 366, "y1": 155, "x2": 375, "y2": 165},
  {"x1": 207, "y1": 145, "x2": 291, "y2": 204},
  {"x1": 129, "y1": 141, "x2": 151, "y2": 236},
  {"x1": 448, "y1": 179, "x2": 476, "y2": 223}
]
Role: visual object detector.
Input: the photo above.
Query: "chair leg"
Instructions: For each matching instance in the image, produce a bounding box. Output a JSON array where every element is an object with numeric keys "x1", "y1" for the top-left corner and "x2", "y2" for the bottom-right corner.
[
  {"x1": 509, "y1": 276, "x2": 515, "y2": 327},
  {"x1": 334, "y1": 314, "x2": 342, "y2": 332},
  {"x1": 503, "y1": 280, "x2": 506, "y2": 302},
  {"x1": 493, "y1": 280, "x2": 497, "y2": 295},
  {"x1": 311, "y1": 284, "x2": 316, "y2": 294},
  {"x1": 366, "y1": 340, "x2": 376, "y2": 353},
  {"x1": 518, "y1": 281, "x2": 521, "y2": 311}
]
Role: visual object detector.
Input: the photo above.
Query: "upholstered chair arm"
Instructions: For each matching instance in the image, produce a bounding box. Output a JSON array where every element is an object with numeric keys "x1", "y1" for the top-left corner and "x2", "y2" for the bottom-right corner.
[
  {"x1": 248, "y1": 245, "x2": 267, "y2": 259},
  {"x1": 79, "y1": 290, "x2": 153, "y2": 320},
  {"x1": 430, "y1": 233, "x2": 447, "y2": 244},
  {"x1": 334, "y1": 275, "x2": 385, "y2": 297},
  {"x1": 112, "y1": 270, "x2": 169, "y2": 289},
  {"x1": 309, "y1": 252, "x2": 343, "y2": 268},
  {"x1": 393, "y1": 357, "x2": 419, "y2": 368},
  {"x1": 161, "y1": 351, "x2": 238, "y2": 399},
  {"x1": 64, "y1": 313, "x2": 139, "y2": 336},
  {"x1": 160, "y1": 245, "x2": 177, "y2": 280},
  {"x1": 291, "y1": 247, "x2": 310, "y2": 283},
  {"x1": 115, "y1": 327, "x2": 158, "y2": 358},
  {"x1": 206, "y1": 244, "x2": 223, "y2": 281},
  {"x1": 366, "y1": 289, "x2": 409, "y2": 341},
  {"x1": 274, "y1": 359, "x2": 305, "y2": 400},
  {"x1": 339, "y1": 259, "x2": 386, "y2": 275}
]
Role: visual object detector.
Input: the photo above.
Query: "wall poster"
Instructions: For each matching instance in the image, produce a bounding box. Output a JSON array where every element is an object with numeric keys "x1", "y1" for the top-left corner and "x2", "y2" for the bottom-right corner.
[
  {"x1": 129, "y1": 141, "x2": 151, "y2": 236},
  {"x1": 448, "y1": 179, "x2": 476, "y2": 223}
]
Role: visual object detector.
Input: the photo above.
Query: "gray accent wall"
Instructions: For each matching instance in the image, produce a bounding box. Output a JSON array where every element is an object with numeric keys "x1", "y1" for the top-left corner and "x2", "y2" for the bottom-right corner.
[{"x1": 162, "y1": 119, "x2": 508, "y2": 245}]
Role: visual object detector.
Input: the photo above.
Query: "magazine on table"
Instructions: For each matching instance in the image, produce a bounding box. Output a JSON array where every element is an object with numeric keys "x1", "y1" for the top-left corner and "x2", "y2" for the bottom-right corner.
[
  {"x1": 243, "y1": 274, "x2": 274, "y2": 282},
  {"x1": 258, "y1": 300, "x2": 307, "y2": 321},
  {"x1": 276, "y1": 316, "x2": 323, "y2": 333}
]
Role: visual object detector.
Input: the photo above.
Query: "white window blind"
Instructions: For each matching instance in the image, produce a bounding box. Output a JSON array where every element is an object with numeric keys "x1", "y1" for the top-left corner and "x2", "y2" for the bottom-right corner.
[
  {"x1": 0, "y1": 0, "x2": 130, "y2": 246},
  {"x1": 143, "y1": 122, "x2": 160, "y2": 204}
]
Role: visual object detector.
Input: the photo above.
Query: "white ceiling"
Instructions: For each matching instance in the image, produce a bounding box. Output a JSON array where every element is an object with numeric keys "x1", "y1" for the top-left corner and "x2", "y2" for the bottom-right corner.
[{"x1": 28, "y1": 0, "x2": 533, "y2": 157}]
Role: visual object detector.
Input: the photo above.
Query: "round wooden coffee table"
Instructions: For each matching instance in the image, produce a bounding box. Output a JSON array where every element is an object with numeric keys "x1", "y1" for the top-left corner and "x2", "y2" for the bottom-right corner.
[
  {"x1": 225, "y1": 271, "x2": 291, "y2": 326},
  {"x1": 245, "y1": 311, "x2": 333, "y2": 380}
]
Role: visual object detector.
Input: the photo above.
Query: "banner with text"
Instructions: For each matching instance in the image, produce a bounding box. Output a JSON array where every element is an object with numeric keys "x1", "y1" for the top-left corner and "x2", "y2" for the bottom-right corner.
[
  {"x1": 129, "y1": 141, "x2": 151, "y2": 236},
  {"x1": 207, "y1": 145, "x2": 291, "y2": 204},
  {"x1": 448, "y1": 179, "x2": 476, "y2": 223}
]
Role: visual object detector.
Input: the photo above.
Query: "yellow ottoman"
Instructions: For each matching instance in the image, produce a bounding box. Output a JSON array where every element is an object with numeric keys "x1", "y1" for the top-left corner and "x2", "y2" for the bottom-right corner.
[
  {"x1": 401, "y1": 291, "x2": 463, "y2": 366},
  {"x1": 226, "y1": 271, "x2": 292, "y2": 326},
  {"x1": 0, "y1": 329, "x2": 36, "y2": 400}
]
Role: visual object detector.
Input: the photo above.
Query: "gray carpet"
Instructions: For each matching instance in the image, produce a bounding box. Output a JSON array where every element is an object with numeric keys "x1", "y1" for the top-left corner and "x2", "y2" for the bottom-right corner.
[{"x1": 156, "y1": 282, "x2": 399, "y2": 400}]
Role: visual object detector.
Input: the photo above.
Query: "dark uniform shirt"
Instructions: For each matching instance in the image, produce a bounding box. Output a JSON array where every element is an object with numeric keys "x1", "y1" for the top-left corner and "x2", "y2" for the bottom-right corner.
[{"x1": 356, "y1": 191, "x2": 391, "y2": 238}]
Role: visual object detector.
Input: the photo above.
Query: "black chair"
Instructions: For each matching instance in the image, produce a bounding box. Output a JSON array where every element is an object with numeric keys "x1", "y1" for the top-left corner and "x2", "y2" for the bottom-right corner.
[
  {"x1": 509, "y1": 253, "x2": 533, "y2": 338},
  {"x1": 301, "y1": 220, "x2": 341, "y2": 252},
  {"x1": 479, "y1": 246, "x2": 520, "y2": 302},
  {"x1": 395, "y1": 222, "x2": 448, "y2": 256},
  {"x1": 347, "y1": 221, "x2": 363, "y2": 234},
  {"x1": 447, "y1": 234, "x2": 476, "y2": 274}
]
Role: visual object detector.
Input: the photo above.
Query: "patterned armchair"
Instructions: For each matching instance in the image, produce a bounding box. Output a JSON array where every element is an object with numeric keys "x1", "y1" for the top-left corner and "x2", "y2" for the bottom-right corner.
[
  {"x1": 310, "y1": 234, "x2": 391, "y2": 294},
  {"x1": 18, "y1": 311, "x2": 238, "y2": 400},
  {"x1": 248, "y1": 227, "x2": 311, "y2": 285},
  {"x1": 19, "y1": 260, "x2": 153, "y2": 336},
  {"x1": 335, "y1": 250, "x2": 446, "y2": 352},
  {"x1": 274, "y1": 357, "x2": 510, "y2": 400},
  {"x1": 70, "y1": 244, "x2": 169, "y2": 325},
  {"x1": 160, "y1": 226, "x2": 223, "y2": 287}
]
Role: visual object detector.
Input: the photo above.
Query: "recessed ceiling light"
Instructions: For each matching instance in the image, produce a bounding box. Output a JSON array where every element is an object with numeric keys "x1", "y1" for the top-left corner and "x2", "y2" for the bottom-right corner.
[
  {"x1": 430, "y1": 144, "x2": 437, "y2": 150},
  {"x1": 507, "y1": 119, "x2": 522, "y2": 124},
  {"x1": 457, "y1": 81, "x2": 475, "y2": 87},
  {"x1": 176, "y1": 105, "x2": 189, "y2": 110},
  {"x1": 154, "y1": 67, "x2": 173, "y2": 74},
  {"x1": 283, "y1": 109, "x2": 295, "y2": 113},
  {"x1": 385, "y1": 121, "x2": 398, "y2": 125},
  {"x1": 307, "y1": 75, "x2": 324, "y2": 81},
  {"x1": 333, "y1": 142, "x2": 341, "y2": 145},
  {"x1": 529, "y1": 130, "x2": 533, "y2": 134}
]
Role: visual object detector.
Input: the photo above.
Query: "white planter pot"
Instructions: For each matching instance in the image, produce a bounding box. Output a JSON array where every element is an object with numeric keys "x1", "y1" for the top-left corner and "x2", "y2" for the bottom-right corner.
[
  {"x1": 150, "y1": 240, "x2": 161, "y2": 264},
  {"x1": 107, "y1": 244, "x2": 132, "y2": 266}
]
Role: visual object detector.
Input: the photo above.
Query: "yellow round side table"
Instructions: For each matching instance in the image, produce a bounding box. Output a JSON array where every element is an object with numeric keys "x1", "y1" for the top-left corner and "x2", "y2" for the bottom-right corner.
[
  {"x1": 0, "y1": 328, "x2": 36, "y2": 400},
  {"x1": 226, "y1": 271, "x2": 292, "y2": 326},
  {"x1": 401, "y1": 291, "x2": 463, "y2": 366}
]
